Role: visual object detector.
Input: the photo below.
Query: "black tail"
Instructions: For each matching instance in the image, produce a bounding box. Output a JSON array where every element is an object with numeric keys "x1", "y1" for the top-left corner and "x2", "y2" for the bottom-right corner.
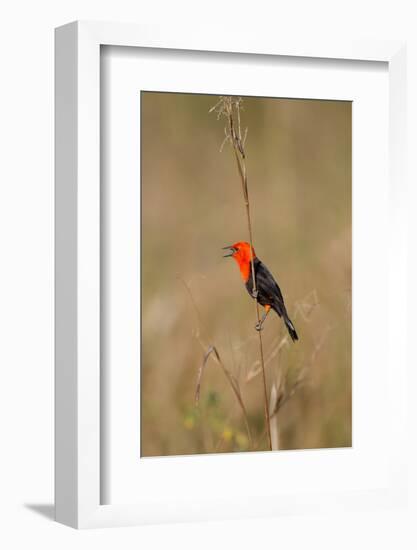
[{"x1": 284, "y1": 315, "x2": 298, "y2": 342}]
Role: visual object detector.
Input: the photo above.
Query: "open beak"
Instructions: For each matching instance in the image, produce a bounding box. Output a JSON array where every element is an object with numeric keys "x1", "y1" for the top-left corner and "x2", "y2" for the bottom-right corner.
[{"x1": 222, "y1": 246, "x2": 236, "y2": 258}]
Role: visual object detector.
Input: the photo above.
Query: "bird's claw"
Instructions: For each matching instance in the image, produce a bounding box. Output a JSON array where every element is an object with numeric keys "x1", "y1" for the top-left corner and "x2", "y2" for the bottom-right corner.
[
  {"x1": 252, "y1": 289, "x2": 258, "y2": 299},
  {"x1": 255, "y1": 322, "x2": 263, "y2": 332}
]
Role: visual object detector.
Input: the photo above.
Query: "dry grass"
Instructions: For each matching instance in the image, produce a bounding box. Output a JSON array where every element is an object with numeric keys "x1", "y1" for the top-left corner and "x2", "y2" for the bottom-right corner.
[{"x1": 209, "y1": 96, "x2": 272, "y2": 449}]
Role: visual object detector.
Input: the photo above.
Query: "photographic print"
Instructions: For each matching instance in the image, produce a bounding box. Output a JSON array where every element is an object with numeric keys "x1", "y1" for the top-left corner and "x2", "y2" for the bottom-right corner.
[{"x1": 141, "y1": 92, "x2": 351, "y2": 457}]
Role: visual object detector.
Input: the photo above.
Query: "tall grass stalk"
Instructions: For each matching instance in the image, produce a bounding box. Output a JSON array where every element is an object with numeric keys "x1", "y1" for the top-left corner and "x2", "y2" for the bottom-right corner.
[{"x1": 211, "y1": 96, "x2": 272, "y2": 451}]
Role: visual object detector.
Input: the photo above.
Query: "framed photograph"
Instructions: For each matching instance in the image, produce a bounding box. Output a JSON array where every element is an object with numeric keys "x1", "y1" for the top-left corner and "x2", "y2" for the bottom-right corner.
[{"x1": 55, "y1": 21, "x2": 407, "y2": 528}]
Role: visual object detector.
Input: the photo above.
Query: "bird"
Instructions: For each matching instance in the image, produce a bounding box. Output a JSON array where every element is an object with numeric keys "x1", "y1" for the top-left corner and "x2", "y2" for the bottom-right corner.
[{"x1": 223, "y1": 241, "x2": 298, "y2": 341}]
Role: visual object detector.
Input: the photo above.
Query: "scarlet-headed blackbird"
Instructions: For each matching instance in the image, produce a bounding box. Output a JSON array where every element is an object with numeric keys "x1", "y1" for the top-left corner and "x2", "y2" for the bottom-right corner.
[{"x1": 223, "y1": 241, "x2": 298, "y2": 341}]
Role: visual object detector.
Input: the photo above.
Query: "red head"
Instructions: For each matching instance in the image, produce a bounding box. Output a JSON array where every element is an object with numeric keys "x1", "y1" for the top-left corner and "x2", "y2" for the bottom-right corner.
[{"x1": 223, "y1": 241, "x2": 256, "y2": 281}]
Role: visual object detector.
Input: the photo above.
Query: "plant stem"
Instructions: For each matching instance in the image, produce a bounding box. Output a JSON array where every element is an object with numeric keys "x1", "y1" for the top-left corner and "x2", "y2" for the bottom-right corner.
[{"x1": 225, "y1": 98, "x2": 272, "y2": 451}]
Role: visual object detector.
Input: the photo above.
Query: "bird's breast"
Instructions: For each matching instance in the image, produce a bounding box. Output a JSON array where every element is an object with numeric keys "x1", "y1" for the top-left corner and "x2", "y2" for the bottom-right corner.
[{"x1": 238, "y1": 262, "x2": 251, "y2": 283}]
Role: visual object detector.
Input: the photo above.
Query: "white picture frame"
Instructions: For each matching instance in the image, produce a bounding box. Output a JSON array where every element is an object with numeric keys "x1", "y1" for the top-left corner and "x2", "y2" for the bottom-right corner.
[{"x1": 55, "y1": 21, "x2": 407, "y2": 529}]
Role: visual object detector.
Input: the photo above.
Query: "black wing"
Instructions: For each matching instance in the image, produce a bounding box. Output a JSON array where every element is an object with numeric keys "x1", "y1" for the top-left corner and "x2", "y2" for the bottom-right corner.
[
  {"x1": 245, "y1": 258, "x2": 299, "y2": 341},
  {"x1": 245, "y1": 259, "x2": 285, "y2": 314},
  {"x1": 255, "y1": 260, "x2": 286, "y2": 315}
]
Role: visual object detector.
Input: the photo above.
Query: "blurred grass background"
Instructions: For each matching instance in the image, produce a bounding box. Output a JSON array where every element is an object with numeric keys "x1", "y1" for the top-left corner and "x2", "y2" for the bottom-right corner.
[{"x1": 141, "y1": 92, "x2": 351, "y2": 456}]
